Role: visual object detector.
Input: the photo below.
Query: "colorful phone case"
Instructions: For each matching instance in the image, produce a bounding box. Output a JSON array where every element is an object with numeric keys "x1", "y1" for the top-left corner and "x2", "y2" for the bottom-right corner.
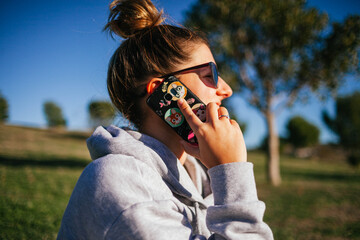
[{"x1": 146, "y1": 76, "x2": 206, "y2": 143}]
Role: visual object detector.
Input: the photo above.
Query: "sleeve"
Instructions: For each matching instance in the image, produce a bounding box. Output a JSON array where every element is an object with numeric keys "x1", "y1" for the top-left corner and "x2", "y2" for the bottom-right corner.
[{"x1": 206, "y1": 162, "x2": 274, "y2": 240}]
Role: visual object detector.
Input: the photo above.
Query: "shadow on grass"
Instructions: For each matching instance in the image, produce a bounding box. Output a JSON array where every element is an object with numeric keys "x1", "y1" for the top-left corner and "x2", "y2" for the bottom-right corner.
[
  {"x1": 282, "y1": 168, "x2": 360, "y2": 183},
  {"x1": 50, "y1": 132, "x2": 91, "y2": 141},
  {"x1": 0, "y1": 154, "x2": 90, "y2": 168}
]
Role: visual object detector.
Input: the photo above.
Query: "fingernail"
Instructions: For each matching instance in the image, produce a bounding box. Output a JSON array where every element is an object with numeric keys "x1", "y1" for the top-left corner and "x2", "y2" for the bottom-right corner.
[{"x1": 178, "y1": 98, "x2": 184, "y2": 105}]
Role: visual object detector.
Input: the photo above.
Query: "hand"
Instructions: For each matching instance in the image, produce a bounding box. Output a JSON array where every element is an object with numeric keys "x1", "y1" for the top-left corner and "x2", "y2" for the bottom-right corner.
[{"x1": 177, "y1": 98, "x2": 247, "y2": 169}]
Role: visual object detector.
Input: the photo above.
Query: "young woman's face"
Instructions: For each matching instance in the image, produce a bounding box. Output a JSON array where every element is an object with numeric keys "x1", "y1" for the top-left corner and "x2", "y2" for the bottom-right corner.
[{"x1": 175, "y1": 44, "x2": 233, "y2": 106}]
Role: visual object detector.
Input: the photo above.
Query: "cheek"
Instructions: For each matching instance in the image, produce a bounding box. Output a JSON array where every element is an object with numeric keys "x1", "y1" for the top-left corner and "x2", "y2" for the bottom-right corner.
[
  {"x1": 195, "y1": 88, "x2": 215, "y2": 104},
  {"x1": 180, "y1": 75, "x2": 216, "y2": 104}
]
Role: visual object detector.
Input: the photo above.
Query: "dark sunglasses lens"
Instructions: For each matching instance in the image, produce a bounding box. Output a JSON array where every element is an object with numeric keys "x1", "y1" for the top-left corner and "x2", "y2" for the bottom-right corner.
[{"x1": 209, "y1": 62, "x2": 218, "y2": 88}]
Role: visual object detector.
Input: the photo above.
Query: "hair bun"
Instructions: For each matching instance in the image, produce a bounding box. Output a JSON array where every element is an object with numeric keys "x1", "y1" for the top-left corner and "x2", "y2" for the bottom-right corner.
[{"x1": 104, "y1": 0, "x2": 165, "y2": 38}]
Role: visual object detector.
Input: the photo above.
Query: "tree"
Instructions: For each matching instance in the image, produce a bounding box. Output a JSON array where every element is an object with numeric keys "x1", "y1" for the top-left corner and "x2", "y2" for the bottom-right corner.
[
  {"x1": 43, "y1": 101, "x2": 67, "y2": 128},
  {"x1": 0, "y1": 92, "x2": 9, "y2": 123},
  {"x1": 88, "y1": 100, "x2": 115, "y2": 128},
  {"x1": 185, "y1": 0, "x2": 360, "y2": 185},
  {"x1": 323, "y1": 92, "x2": 360, "y2": 167},
  {"x1": 286, "y1": 116, "x2": 320, "y2": 148}
]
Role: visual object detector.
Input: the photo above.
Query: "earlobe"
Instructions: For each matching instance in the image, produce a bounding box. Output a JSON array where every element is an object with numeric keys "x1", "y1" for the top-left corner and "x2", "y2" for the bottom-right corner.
[{"x1": 146, "y1": 78, "x2": 164, "y2": 95}]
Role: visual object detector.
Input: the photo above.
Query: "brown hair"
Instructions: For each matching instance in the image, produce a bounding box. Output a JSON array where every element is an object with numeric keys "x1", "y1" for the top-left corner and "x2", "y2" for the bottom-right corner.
[{"x1": 104, "y1": 0, "x2": 208, "y2": 128}]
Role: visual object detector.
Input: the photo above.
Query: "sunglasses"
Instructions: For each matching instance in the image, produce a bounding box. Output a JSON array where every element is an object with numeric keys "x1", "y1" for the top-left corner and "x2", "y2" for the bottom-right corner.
[
  {"x1": 138, "y1": 62, "x2": 219, "y2": 97},
  {"x1": 160, "y1": 62, "x2": 219, "y2": 89}
]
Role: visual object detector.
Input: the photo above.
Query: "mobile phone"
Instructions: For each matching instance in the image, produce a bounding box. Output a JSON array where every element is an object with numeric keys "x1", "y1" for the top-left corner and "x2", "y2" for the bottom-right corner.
[{"x1": 146, "y1": 75, "x2": 206, "y2": 144}]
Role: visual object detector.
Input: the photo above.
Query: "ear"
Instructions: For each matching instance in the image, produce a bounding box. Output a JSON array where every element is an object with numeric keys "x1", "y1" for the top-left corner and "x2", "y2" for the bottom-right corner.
[{"x1": 146, "y1": 78, "x2": 164, "y2": 95}]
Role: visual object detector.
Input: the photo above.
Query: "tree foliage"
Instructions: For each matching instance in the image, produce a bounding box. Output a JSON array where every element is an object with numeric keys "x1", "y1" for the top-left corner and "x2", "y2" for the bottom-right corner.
[
  {"x1": 43, "y1": 101, "x2": 67, "y2": 128},
  {"x1": 88, "y1": 100, "x2": 115, "y2": 128},
  {"x1": 323, "y1": 92, "x2": 360, "y2": 166},
  {"x1": 186, "y1": 0, "x2": 359, "y2": 106},
  {"x1": 0, "y1": 92, "x2": 9, "y2": 123},
  {"x1": 286, "y1": 116, "x2": 320, "y2": 148},
  {"x1": 185, "y1": 0, "x2": 360, "y2": 185}
]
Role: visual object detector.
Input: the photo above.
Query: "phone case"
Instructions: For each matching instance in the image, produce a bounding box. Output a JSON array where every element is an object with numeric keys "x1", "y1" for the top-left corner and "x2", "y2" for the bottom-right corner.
[{"x1": 146, "y1": 76, "x2": 206, "y2": 144}]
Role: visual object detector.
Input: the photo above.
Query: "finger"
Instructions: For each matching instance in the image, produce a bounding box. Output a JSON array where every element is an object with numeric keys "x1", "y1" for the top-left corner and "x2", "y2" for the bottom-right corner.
[
  {"x1": 206, "y1": 102, "x2": 219, "y2": 122},
  {"x1": 230, "y1": 119, "x2": 239, "y2": 127},
  {"x1": 177, "y1": 98, "x2": 203, "y2": 130},
  {"x1": 218, "y1": 106, "x2": 230, "y2": 120}
]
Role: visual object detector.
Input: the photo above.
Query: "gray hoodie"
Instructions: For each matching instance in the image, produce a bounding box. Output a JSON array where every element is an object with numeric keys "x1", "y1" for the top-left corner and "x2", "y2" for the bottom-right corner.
[{"x1": 57, "y1": 125, "x2": 273, "y2": 240}]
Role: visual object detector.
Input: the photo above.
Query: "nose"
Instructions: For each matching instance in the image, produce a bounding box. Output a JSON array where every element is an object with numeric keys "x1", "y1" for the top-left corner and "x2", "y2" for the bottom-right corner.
[{"x1": 216, "y1": 76, "x2": 233, "y2": 99}]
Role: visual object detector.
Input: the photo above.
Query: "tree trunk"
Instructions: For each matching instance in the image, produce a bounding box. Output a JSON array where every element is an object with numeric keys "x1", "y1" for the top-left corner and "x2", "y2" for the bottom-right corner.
[{"x1": 265, "y1": 110, "x2": 282, "y2": 186}]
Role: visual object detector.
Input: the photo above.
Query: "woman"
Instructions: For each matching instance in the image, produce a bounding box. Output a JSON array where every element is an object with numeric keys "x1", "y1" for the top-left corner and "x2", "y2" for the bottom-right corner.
[{"x1": 57, "y1": 0, "x2": 273, "y2": 239}]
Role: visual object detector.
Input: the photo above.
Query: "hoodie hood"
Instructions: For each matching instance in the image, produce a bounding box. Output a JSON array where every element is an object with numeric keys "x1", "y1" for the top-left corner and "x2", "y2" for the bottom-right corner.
[{"x1": 86, "y1": 125, "x2": 208, "y2": 207}]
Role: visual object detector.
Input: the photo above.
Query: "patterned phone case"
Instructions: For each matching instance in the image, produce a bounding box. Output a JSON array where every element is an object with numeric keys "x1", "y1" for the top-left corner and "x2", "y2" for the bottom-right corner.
[{"x1": 146, "y1": 76, "x2": 206, "y2": 143}]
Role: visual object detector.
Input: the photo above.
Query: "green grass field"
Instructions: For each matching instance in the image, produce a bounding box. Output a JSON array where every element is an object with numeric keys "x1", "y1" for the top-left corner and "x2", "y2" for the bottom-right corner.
[{"x1": 0, "y1": 124, "x2": 359, "y2": 239}]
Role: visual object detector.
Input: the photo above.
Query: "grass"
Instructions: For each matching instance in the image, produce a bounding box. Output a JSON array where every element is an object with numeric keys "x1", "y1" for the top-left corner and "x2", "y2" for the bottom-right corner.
[
  {"x1": 251, "y1": 152, "x2": 360, "y2": 240},
  {"x1": 0, "y1": 125, "x2": 91, "y2": 240},
  {"x1": 0, "y1": 124, "x2": 359, "y2": 239}
]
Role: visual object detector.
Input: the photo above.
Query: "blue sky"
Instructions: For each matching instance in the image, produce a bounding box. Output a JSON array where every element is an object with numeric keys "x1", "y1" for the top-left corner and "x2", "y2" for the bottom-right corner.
[{"x1": 0, "y1": 0, "x2": 359, "y2": 148}]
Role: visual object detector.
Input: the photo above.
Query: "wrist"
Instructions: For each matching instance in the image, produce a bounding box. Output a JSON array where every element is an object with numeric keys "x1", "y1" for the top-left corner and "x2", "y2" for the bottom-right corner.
[{"x1": 208, "y1": 162, "x2": 258, "y2": 205}]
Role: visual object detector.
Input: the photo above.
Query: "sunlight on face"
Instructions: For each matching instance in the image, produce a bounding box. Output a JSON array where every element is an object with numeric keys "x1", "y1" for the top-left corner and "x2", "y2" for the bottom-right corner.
[{"x1": 176, "y1": 44, "x2": 233, "y2": 105}]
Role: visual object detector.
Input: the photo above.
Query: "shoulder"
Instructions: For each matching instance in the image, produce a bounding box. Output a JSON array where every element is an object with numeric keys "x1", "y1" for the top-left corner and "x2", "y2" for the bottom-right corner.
[
  {"x1": 59, "y1": 153, "x2": 175, "y2": 239},
  {"x1": 80, "y1": 154, "x2": 173, "y2": 203}
]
